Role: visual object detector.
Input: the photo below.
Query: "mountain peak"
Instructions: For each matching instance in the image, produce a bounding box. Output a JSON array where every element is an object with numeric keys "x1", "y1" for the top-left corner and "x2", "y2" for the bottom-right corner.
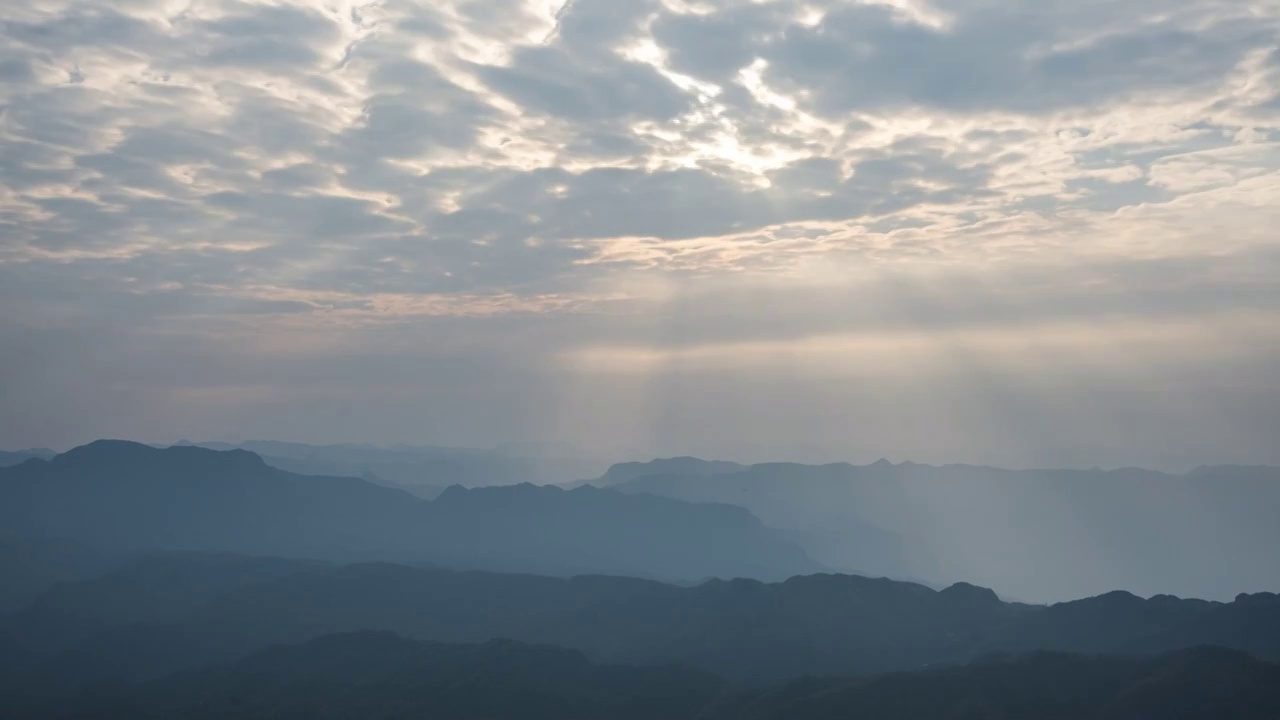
[
  {"x1": 54, "y1": 439, "x2": 158, "y2": 463},
  {"x1": 1235, "y1": 591, "x2": 1280, "y2": 606},
  {"x1": 599, "y1": 457, "x2": 747, "y2": 486},
  {"x1": 434, "y1": 484, "x2": 471, "y2": 502},
  {"x1": 433, "y1": 482, "x2": 564, "y2": 504},
  {"x1": 52, "y1": 439, "x2": 268, "y2": 472},
  {"x1": 940, "y1": 581, "x2": 1001, "y2": 605}
]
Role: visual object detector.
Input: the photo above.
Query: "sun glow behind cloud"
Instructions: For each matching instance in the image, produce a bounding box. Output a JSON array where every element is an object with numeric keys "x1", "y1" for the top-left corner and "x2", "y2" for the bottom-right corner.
[{"x1": 1, "y1": 0, "x2": 1279, "y2": 464}]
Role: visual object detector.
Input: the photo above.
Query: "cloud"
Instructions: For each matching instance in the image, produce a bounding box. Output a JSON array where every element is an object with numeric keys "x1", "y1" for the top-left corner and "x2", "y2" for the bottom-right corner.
[
  {"x1": 0, "y1": 0, "x2": 1279, "y2": 463},
  {"x1": 743, "y1": 2, "x2": 1274, "y2": 115},
  {"x1": 479, "y1": 46, "x2": 693, "y2": 123}
]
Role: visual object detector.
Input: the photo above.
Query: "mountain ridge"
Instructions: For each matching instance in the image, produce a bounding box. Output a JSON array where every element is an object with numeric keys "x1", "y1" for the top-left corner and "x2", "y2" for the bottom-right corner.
[
  {"x1": 608, "y1": 459, "x2": 1280, "y2": 601},
  {"x1": 0, "y1": 441, "x2": 818, "y2": 584},
  {"x1": 38, "y1": 633, "x2": 1280, "y2": 720},
  {"x1": 4, "y1": 553, "x2": 1277, "y2": 688}
]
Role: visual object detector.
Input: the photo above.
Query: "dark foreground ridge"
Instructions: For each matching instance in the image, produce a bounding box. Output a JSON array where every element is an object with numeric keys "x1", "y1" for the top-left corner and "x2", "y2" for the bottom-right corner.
[
  {"x1": 2, "y1": 553, "x2": 1278, "y2": 693},
  {"x1": 30, "y1": 631, "x2": 1280, "y2": 720}
]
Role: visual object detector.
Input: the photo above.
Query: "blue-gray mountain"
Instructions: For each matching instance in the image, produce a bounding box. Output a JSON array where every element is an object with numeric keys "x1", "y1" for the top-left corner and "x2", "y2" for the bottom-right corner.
[
  {"x1": 0, "y1": 448, "x2": 56, "y2": 467},
  {"x1": 597, "y1": 459, "x2": 1280, "y2": 601},
  {"x1": 32, "y1": 634, "x2": 1280, "y2": 720},
  {"x1": 0, "y1": 441, "x2": 817, "y2": 583},
  {"x1": 4, "y1": 440, "x2": 1278, "y2": 718},
  {"x1": 0, "y1": 535, "x2": 113, "y2": 613},
  {"x1": 176, "y1": 439, "x2": 605, "y2": 489},
  {"x1": 3, "y1": 554, "x2": 1277, "y2": 690}
]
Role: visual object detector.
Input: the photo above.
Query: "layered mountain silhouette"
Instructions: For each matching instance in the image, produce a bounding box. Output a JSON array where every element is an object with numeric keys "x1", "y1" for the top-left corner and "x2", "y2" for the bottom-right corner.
[
  {"x1": 573, "y1": 457, "x2": 747, "y2": 488},
  {"x1": 0, "y1": 441, "x2": 817, "y2": 582},
  {"x1": 0, "y1": 534, "x2": 115, "y2": 613},
  {"x1": 714, "y1": 645, "x2": 1280, "y2": 720},
  {"x1": 4, "y1": 553, "x2": 1278, "y2": 690},
  {"x1": 8, "y1": 608, "x2": 1280, "y2": 719},
  {"x1": 33, "y1": 633, "x2": 1280, "y2": 720},
  {"x1": 46, "y1": 632, "x2": 729, "y2": 720},
  {"x1": 0, "y1": 448, "x2": 56, "y2": 467},
  {"x1": 5, "y1": 440, "x2": 1278, "y2": 718},
  {"x1": 606, "y1": 459, "x2": 1280, "y2": 600},
  {"x1": 175, "y1": 439, "x2": 604, "y2": 488}
]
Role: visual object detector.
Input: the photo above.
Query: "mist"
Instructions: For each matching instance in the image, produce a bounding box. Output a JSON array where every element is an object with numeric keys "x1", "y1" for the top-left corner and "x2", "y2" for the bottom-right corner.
[
  {"x1": 5, "y1": 266, "x2": 1279, "y2": 471},
  {"x1": 3, "y1": 0, "x2": 1280, "y2": 716}
]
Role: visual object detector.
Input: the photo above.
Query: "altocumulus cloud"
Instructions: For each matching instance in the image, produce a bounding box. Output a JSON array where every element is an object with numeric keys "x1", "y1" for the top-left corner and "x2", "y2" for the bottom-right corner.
[{"x1": 1, "y1": 0, "x2": 1279, "y2": 467}]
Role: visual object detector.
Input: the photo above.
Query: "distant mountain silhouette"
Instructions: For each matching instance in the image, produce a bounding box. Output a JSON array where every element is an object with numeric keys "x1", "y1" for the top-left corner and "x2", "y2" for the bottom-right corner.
[
  {"x1": 175, "y1": 439, "x2": 604, "y2": 488},
  {"x1": 7, "y1": 440, "x2": 1279, "y2": 717},
  {"x1": 613, "y1": 460, "x2": 1280, "y2": 600},
  {"x1": 16, "y1": 632, "x2": 1280, "y2": 720},
  {"x1": 424, "y1": 483, "x2": 817, "y2": 579},
  {"x1": 0, "y1": 440, "x2": 426, "y2": 562},
  {"x1": 0, "y1": 448, "x2": 56, "y2": 467},
  {"x1": 356, "y1": 471, "x2": 446, "y2": 500},
  {"x1": 0, "y1": 441, "x2": 817, "y2": 582},
  {"x1": 579, "y1": 457, "x2": 747, "y2": 488},
  {"x1": 5, "y1": 554, "x2": 1278, "y2": 690}
]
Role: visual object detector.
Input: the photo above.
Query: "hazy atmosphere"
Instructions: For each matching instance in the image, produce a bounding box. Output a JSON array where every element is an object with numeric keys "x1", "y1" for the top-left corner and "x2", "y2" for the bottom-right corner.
[
  {"x1": 3, "y1": 0, "x2": 1279, "y2": 469},
  {"x1": 4, "y1": 2, "x2": 1280, "y2": 718}
]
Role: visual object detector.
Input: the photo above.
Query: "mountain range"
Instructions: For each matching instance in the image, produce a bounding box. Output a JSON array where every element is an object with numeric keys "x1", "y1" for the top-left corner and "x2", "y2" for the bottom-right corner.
[
  {"x1": 0, "y1": 534, "x2": 114, "y2": 613},
  {"x1": 174, "y1": 439, "x2": 606, "y2": 489},
  {"x1": 2, "y1": 440, "x2": 1279, "y2": 718},
  {"x1": 4, "y1": 553, "x2": 1278, "y2": 691},
  {"x1": 0, "y1": 441, "x2": 817, "y2": 583},
  {"x1": 23, "y1": 632, "x2": 1279, "y2": 720},
  {"x1": 0, "y1": 448, "x2": 56, "y2": 467},
  {"x1": 593, "y1": 458, "x2": 1280, "y2": 600}
]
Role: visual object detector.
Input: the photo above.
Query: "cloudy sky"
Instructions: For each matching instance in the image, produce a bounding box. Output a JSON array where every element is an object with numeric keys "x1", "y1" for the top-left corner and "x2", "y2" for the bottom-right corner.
[{"x1": 2, "y1": 0, "x2": 1279, "y2": 468}]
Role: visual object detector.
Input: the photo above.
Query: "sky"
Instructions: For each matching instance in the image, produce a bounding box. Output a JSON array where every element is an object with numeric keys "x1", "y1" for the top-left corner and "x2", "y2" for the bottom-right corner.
[{"x1": 2, "y1": 0, "x2": 1279, "y2": 469}]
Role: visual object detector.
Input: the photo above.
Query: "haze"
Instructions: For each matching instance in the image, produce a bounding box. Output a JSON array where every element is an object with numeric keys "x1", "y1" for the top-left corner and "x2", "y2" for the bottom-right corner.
[
  {"x1": 5, "y1": 4, "x2": 1280, "y2": 717},
  {"x1": 3, "y1": 0, "x2": 1280, "y2": 470}
]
